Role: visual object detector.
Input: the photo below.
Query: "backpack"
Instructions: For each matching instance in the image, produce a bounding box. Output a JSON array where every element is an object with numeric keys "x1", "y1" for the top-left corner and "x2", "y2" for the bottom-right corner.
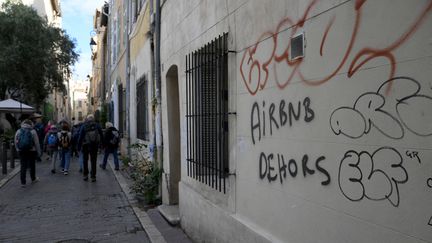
[
  {"x1": 109, "y1": 129, "x2": 120, "y2": 146},
  {"x1": 47, "y1": 132, "x2": 58, "y2": 148},
  {"x1": 59, "y1": 132, "x2": 70, "y2": 149},
  {"x1": 17, "y1": 128, "x2": 34, "y2": 151},
  {"x1": 84, "y1": 122, "x2": 100, "y2": 145}
]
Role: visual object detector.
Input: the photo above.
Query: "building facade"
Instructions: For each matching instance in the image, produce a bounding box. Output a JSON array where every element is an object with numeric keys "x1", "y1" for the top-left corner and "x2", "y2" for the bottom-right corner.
[
  {"x1": 70, "y1": 80, "x2": 89, "y2": 123},
  {"x1": 89, "y1": 4, "x2": 109, "y2": 124},
  {"x1": 106, "y1": 0, "x2": 129, "y2": 154},
  {"x1": 158, "y1": 0, "x2": 432, "y2": 242},
  {"x1": 95, "y1": 0, "x2": 432, "y2": 242},
  {"x1": 128, "y1": 0, "x2": 153, "y2": 147}
]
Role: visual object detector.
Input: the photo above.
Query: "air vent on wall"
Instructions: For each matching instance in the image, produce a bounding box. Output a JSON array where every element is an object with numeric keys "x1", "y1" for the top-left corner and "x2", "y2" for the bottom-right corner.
[{"x1": 290, "y1": 33, "x2": 305, "y2": 60}]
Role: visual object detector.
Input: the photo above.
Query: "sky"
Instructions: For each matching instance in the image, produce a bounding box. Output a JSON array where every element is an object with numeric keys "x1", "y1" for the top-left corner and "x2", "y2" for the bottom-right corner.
[{"x1": 61, "y1": 0, "x2": 106, "y2": 81}]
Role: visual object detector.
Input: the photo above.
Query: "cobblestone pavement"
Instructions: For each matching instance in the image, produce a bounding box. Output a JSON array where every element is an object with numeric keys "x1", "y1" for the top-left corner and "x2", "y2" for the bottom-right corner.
[{"x1": 0, "y1": 155, "x2": 150, "y2": 243}]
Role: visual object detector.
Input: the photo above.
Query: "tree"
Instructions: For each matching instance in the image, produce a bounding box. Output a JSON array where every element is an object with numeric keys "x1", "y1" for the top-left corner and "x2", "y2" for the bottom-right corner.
[{"x1": 0, "y1": 0, "x2": 78, "y2": 109}]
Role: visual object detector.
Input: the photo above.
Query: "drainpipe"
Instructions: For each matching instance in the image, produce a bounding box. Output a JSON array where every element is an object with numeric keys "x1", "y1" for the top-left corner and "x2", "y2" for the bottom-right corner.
[
  {"x1": 154, "y1": 0, "x2": 163, "y2": 164},
  {"x1": 126, "y1": 0, "x2": 132, "y2": 157}
]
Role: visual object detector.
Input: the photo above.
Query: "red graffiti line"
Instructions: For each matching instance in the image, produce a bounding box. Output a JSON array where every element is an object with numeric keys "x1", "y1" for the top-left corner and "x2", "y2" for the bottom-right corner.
[
  {"x1": 273, "y1": 17, "x2": 301, "y2": 90},
  {"x1": 348, "y1": 1, "x2": 432, "y2": 94},
  {"x1": 239, "y1": 0, "x2": 432, "y2": 96},
  {"x1": 320, "y1": 16, "x2": 335, "y2": 57},
  {"x1": 300, "y1": 2, "x2": 362, "y2": 87},
  {"x1": 240, "y1": 31, "x2": 275, "y2": 95}
]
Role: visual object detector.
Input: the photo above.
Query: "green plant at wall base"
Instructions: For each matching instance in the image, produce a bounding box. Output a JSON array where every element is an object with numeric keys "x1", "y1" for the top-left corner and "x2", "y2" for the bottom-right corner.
[
  {"x1": 120, "y1": 155, "x2": 130, "y2": 168},
  {"x1": 127, "y1": 143, "x2": 162, "y2": 204}
]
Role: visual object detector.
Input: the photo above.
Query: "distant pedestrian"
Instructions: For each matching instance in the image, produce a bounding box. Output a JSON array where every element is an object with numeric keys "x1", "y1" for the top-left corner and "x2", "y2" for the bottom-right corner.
[
  {"x1": 44, "y1": 120, "x2": 54, "y2": 136},
  {"x1": 72, "y1": 121, "x2": 85, "y2": 172},
  {"x1": 71, "y1": 122, "x2": 83, "y2": 158},
  {"x1": 44, "y1": 124, "x2": 59, "y2": 174},
  {"x1": 58, "y1": 122, "x2": 72, "y2": 175},
  {"x1": 77, "y1": 114, "x2": 103, "y2": 182},
  {"x1": 100, "y1": 122, "x2": 120, "y2": 170},
  {"x1": 14, "y1": 119, "x2": 41, "y2": 187},
  {"x1": 32, "y1": 115, "x2": 44, "y2": 162}
]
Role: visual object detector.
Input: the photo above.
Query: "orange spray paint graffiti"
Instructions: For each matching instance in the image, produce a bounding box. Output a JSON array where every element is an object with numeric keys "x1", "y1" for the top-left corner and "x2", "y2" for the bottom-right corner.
[{"x1": 239, "y1": 0, "x2": 432, "y2": 96}]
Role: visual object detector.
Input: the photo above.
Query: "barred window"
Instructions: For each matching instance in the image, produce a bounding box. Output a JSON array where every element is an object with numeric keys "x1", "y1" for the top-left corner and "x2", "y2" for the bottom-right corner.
[
  {"x1": 137, "y1": 77, "x2": 149, "y2": 140},
  {"x1": 185, "y1": 33, "x2": 229, "y2": 193}
]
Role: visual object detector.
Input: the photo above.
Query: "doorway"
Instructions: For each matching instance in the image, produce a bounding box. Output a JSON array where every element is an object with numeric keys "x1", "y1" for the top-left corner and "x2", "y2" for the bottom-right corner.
[{"x1": 166, "y1": 65, "x2": 180, "y2": 204}]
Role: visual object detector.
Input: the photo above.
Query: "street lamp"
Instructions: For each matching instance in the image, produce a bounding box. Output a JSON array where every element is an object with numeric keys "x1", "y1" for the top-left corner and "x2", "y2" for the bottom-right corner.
[{"x1": 90, "y1": 37, "x2": 97, "y2": 46}]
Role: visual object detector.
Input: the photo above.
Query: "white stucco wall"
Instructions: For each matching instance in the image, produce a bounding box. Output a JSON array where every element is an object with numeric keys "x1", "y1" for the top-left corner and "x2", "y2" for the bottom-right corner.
[
  {"x1": 20, "y1": 0, "x2": 60, "y2": 25},
  {"x1": 130, "y1": 40, "x2": 153, "y2": 144},
  {"x1": 160, "y1": 0, "x2": 432, "y2": 242}
]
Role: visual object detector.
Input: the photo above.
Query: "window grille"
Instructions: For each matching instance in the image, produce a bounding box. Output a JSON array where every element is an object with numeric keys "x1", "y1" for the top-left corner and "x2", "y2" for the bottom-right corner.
[
  {"x1": 185, "y1": 33, "x2": 229, "y2": 193},
  {"x1": 137, "y1": 77, "x2": 149, "y2": 140}
]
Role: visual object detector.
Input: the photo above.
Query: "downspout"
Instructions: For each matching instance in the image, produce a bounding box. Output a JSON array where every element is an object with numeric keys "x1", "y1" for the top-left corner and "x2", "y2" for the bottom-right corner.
[
  {"x1": 154, "y1": 0, "x2": 163, "y2": 164},
  {"x1": 126, "y1": 0, "x2": 132, "y2": 157},
  {"x1": 104, "y1": 3, "x2": 112, "y2": 123}
]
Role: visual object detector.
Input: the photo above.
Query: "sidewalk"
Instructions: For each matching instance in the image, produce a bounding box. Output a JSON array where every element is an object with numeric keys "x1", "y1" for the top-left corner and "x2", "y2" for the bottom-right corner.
[
  {"x1": 0, "y1": 153, "x2": 193, "y2": 243},
  {"x1": 0, "y1": 158, "x2": 20, "y2": 185},
  {"x1": 109, "y1": 160, "x2": 192, "y2": 243}
]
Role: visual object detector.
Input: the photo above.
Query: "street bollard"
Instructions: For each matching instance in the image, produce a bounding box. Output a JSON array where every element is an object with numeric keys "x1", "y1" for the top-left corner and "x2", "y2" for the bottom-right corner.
[
  {"x1": 2, "y1": 141, "x2": 7, "y2": 175},
  {"x1": 10, "y1": 142, "x2": 15, "y2": 169}
]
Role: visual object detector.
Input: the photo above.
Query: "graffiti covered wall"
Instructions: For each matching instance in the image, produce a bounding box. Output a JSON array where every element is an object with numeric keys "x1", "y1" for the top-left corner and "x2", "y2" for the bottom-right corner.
[{"x1": 236, "y1": 0, "x2": 432, "y2": 242}]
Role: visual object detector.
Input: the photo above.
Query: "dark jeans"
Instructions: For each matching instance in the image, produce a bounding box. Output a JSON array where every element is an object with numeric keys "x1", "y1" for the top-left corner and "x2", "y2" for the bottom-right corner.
[
  {"x1": 19, "y1": 151, "x2": 37, "y2": 185},
  {"x1": 82, "y1": 144, "x2": 98, "y2": 178},
  {"x1": 102, "y1": 147, "x2": 119, "y2": 169}
]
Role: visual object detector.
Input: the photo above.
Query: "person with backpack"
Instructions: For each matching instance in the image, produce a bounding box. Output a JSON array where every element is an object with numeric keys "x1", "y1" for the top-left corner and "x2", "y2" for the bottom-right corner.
[
  {"x1": 77, "y1": 114, "x2": 103, "y2": 182},
  {"x1": 44, "y1": 124, "x2": 60, "y2": 174},
  {"x1": 71, "y1": 122, "x2": 82, "y2": 158},
  {"x1": 100, "y1": 122, "x2": 120, "y2": 171},
  {"x1": 14, "y1": 119, "x2": 41, "y2": 187},
  {"x1": 73, "y1": 122, "x2": 86, "y2": 172},
  {"x1": 58, "y1": 122, "x2": 72, "y2": 175}
]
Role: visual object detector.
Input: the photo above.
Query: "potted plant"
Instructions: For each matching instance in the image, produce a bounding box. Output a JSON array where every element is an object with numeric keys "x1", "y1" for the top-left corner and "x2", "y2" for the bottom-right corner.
[{"x1": 127, "y1": 143, "x2": 162, "y2": 205}]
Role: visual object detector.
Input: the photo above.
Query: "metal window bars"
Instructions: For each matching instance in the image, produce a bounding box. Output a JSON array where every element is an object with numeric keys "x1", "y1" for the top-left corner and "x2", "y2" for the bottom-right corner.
[
  {"x1": 185, "y1": 33, "x2": 229, "y2": 193},
  {"x1": 137, "y1": 78, "x2": 149, "y2": 140}
]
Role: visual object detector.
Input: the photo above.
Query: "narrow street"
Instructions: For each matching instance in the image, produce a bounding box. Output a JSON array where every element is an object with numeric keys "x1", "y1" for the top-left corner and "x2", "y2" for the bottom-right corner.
[
  {"x1": 1, "y1": 0, "x2": 431, "y2": 242},
  {"x1": 0, "y1": 155, "x2": 149, "y2": 242}
]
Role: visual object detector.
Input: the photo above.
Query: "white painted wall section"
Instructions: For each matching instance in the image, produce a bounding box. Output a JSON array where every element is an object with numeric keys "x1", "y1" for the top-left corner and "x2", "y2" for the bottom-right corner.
[{"x1": 160, "y1": 0, "x2": 432, "y2": 242}]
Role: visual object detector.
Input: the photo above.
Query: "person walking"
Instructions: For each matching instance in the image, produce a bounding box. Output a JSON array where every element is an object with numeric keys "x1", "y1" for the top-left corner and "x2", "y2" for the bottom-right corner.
[
  {"x1": 58, "y1": 122, "x2": 72, "y2": 175},
  {"x1": 71, "y1": 121, "x2": 84, "y2": 172},
  {"x1": 100, "y1": 122, "x2": 120, "y2": 171},
  {"x1": 32, "y1": 115, "x2": 44, "y2": 162},
  {"x1": 14, "y1": 119, "x2": 41, "y2": 187},
  {"x1": 77, "y1": 114, "x2": 103, "y2": 182},
  {"x1": 44, "y1": 120, "x2": 53, "y2": 136},
  {"x1": 44, "y1": 124, "x2": 60, "y2": 174},
  {"x1": 71, "y1": 122, "x2": 82, "y2": 158}
]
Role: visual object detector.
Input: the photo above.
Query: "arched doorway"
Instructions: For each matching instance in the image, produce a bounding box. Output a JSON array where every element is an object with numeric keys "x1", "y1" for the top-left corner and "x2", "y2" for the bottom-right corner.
[{"x1": 166, "y1": 65, "x2": 180, "y2": 204}]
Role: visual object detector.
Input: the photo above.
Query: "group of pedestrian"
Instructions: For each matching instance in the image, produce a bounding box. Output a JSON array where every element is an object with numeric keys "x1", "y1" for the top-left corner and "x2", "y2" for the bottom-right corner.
[
  {"x1": 14, "y1": 114, "x2": 121, "y2": 187},
  {"x1": 43, "y1": 121, "x2": 72, "y2": 175}
]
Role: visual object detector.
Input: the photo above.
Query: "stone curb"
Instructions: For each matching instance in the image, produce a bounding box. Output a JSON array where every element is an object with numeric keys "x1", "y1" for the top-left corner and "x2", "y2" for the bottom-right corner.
[
  {"x1": 108, "y1": 161, "x2": 167, "y2": 243},
  {"x1": 0, "y1": 164, "x2": 20, "y2": 189}
]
